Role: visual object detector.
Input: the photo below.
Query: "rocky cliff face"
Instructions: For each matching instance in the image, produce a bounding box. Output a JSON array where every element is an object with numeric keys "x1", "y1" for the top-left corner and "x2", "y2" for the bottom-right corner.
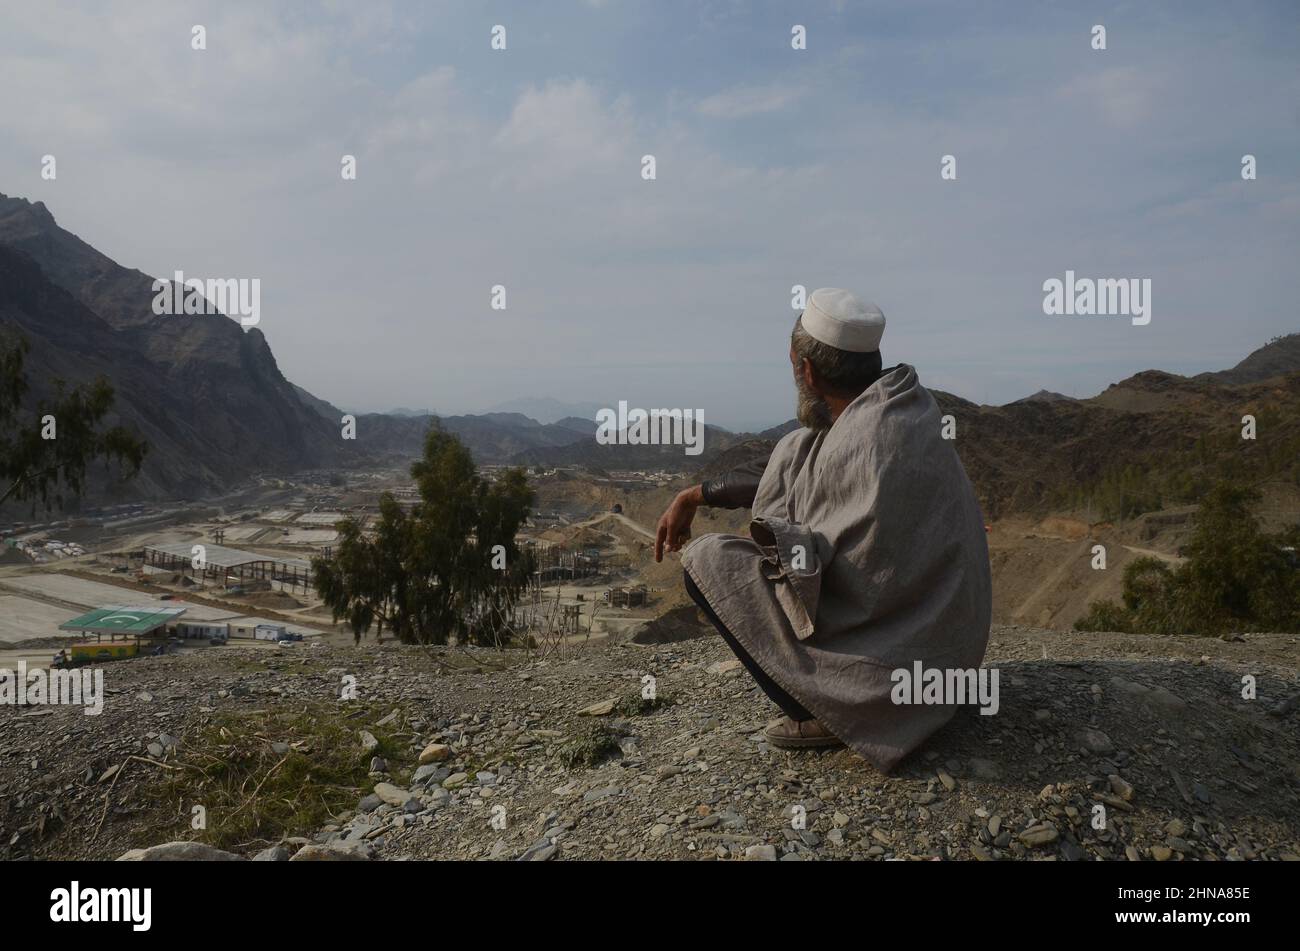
[{"x1": 0, "y1": 193, "x2": 345, "y2": 505}]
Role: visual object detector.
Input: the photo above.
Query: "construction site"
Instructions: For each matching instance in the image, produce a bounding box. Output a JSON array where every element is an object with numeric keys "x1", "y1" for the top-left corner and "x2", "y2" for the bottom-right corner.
[{"x1": 0, "y1": 463, "x2": 676, "y2": 672}]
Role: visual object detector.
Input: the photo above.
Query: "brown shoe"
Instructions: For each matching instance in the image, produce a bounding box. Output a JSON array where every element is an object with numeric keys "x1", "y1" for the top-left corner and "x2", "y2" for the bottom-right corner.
[{"x1": 763, "y1": 716, "x2": 844, "y2": 750}]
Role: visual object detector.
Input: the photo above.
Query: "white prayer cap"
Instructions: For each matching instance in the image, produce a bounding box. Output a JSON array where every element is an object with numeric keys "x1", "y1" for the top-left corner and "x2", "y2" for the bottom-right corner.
[{"x1": 800, "y1": 288, "x2": 885, "y2": 353}]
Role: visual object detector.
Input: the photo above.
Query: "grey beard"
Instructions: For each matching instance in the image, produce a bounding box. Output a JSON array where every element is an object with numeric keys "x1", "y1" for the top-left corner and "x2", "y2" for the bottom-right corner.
[{"x1": 795, "y1": 378, "x2": 833, "y2": 432}]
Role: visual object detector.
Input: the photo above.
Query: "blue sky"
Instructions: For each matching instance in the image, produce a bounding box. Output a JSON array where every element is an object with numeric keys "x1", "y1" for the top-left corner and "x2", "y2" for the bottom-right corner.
[{"x1": 1, "y1": 0, "x2": 1297, "y2": 429}]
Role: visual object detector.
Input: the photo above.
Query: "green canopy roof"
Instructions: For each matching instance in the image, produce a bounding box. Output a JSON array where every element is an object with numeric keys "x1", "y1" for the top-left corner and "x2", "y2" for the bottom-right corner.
[{"x1": 59, "y1": 605, "x2": 187, "y2": 635}]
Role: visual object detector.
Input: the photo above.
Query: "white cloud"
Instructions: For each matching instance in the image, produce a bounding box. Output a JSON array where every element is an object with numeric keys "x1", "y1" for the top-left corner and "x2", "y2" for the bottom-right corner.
[
  {"x1": 1056, "y1": 66, "x2": 1161, "y2": 128},
  {"x1": 696, "y1": 81, "x2": 807, "y2": 118},
  {"x1": 492, "y1": 79, "x2": 636, "y2": 188}
]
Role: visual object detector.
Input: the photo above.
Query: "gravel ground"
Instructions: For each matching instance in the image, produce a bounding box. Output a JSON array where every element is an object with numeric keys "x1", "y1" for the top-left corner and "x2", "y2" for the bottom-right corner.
[{"x1": 3, "y1": 623, "x2": 1298, "y2": 862}]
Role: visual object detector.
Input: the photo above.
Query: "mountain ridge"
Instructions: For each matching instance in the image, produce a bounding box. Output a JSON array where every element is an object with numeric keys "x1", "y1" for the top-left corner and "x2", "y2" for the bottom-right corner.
[{"x1": 3, "y1": 191, "x2": 1295, "y2": 518}]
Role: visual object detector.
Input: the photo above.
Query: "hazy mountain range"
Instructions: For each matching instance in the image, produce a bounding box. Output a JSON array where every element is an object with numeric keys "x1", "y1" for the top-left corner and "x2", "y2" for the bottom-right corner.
[
  {"x1": 1, "y1": 192, "x2": 1296, "y2": 516},
  {"x1": 485, "y1": 397, "x2": 606, "y2": 425}
]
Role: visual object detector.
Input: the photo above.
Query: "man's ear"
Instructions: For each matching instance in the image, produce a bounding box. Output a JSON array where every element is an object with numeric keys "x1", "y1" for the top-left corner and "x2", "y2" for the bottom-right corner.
[{"x1": 800, "y1": 357, "x2": 819, "y2": 393}]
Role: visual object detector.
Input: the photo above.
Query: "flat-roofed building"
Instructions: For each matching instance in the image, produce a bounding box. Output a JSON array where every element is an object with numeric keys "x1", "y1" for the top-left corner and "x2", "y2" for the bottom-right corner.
[{"x1": 56, "y1": 605, "x2": 188, "y2": 663}]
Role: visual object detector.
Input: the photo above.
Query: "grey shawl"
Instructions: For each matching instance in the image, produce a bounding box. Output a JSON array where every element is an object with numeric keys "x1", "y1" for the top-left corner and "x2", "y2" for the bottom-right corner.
[{"x1": 682, "y1": 364, "x2": 991, "y2": 772}]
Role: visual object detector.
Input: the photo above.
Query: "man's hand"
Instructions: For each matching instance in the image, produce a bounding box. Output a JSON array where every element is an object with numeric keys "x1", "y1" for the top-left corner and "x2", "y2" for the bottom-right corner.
[{"x1": 655, "y1": 484, "x2": 705, "y2": 562}]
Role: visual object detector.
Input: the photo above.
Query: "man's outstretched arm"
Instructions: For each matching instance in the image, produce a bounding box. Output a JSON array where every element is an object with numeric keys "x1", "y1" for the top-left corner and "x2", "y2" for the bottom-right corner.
[{"x1": 655, "y1": 455, "x2": 769, "y2": 561}]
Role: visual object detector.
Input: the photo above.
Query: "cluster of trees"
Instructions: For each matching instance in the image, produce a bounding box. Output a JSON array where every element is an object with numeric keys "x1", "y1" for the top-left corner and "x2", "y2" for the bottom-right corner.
[
  {"x1": 1052, "y1": 463, "x2": 1165, "y2": 522},
  {"x1": 1076, "y1": 481, "x2": 1300, "y2": 636},
  {"x1": 312, "y1": 427, "x2": 536, "y2": 646},
  {"x1": 1, "y1": 329, "x2": 146, "y2": 510},
  {"x1": 1052, "y1": 403, "x2": 1300, "y2": 522}
]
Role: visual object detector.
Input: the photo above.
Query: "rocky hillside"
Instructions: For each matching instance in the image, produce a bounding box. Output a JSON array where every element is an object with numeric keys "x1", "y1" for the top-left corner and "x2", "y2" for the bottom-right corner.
[
  {"x1": 1198, "y1": 334, "x2": 1300, "y2": 385},
  {"x1": 0, "y1": 194, "x2": 345, "y2": 504},
  {"x1": 949, "y1": 353, "x2": 1300, "y2": 519},
  {"x1": 3, "y1": 626, "x2": 1296, "y2": 862},
  {"x1": 679, "y1": 341, "x2": 1300, "y2": 521}
]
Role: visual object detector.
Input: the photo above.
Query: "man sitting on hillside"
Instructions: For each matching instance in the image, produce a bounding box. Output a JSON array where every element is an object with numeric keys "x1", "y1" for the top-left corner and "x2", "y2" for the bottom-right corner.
[{"x1": 654, "y1": 288, "x2": 992, "y2": 771}]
